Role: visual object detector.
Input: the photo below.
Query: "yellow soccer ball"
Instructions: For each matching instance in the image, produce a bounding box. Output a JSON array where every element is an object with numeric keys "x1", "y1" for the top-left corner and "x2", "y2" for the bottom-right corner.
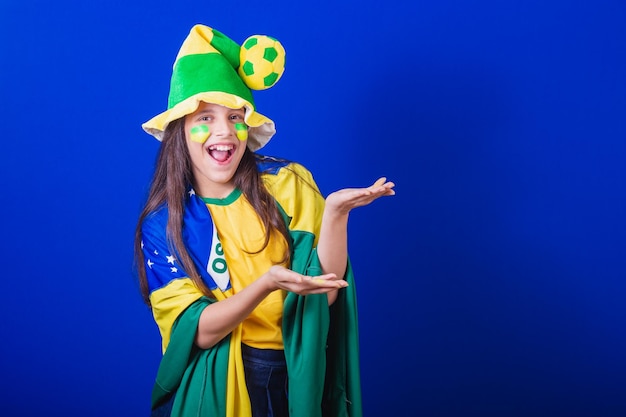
[{"x1": 239, "y1": 35, "x2": 286, "y2": 90}]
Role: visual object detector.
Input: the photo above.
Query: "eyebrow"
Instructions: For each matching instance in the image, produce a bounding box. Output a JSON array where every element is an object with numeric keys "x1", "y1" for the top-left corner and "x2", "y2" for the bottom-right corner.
[{"x1": 195, "y1": 108, "x2": 245, "y2": 116}]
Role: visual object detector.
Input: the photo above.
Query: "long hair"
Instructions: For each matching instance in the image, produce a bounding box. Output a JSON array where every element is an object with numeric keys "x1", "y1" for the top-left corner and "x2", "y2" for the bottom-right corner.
[{"x1": 134, "y1": 118, "x2": 291, "y2": 306}]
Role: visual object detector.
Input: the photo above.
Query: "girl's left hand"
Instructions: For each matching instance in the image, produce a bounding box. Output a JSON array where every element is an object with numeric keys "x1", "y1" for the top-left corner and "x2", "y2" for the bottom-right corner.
[{"x1": 325, "y1": 177, "x2": 395, "y2": 215}]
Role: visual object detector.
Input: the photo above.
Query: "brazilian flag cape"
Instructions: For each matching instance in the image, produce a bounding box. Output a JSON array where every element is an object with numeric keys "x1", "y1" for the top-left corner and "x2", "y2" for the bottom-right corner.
[{"x1": 141, "y1": 157, "x2": 362, "y2": 417}]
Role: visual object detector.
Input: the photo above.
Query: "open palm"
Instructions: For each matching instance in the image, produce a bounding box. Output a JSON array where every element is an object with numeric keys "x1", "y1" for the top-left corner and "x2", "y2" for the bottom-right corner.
[{"x1": 325, "y1": 177, "x2": 395, "y2": 215}]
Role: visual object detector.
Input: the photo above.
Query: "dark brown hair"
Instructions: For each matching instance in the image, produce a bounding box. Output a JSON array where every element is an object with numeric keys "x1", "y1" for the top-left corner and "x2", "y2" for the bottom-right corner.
[{"x1": 133, "y1": 118, "x2": 291, "y2": 305}]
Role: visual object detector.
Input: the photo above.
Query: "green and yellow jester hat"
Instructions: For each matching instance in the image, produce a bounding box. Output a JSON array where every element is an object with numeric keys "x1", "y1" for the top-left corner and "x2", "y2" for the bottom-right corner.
[{"x1": 142, "y1": 24, "x2": 286, "y2": 151}]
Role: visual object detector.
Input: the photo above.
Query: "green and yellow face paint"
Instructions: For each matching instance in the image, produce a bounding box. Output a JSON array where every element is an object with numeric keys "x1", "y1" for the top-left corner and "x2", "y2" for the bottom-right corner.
[
  {"x1": 235, "y1": 123, "x2": 248, "y2": 141},
  {"x1": 190, "y1": 124, "x2": 211, "y2": 143}
]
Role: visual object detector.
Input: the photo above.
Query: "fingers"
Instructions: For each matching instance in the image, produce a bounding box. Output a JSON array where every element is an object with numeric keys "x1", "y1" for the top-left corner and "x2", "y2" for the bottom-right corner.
[
  {"x1": 362, "y1": 178, "x2": 395, "y2": 202},
  {"x1": 372, "y1": 177, "x2": 387, "y2": 188},
  {"x1": 369, "y1": 177, "x2": 396, "y2": 195},
  {"x1": 307, "y1": 274, "x2": 349, "y2": 289},
  {"x1": 269, "y1": 267, "x2": 348, "y2": 294}
]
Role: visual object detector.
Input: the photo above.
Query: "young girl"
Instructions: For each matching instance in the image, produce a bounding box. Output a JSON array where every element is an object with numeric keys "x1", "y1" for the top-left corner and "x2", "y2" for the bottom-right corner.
[{"x1": 135, "y1": 25, "x2": 394, "y2": 417}]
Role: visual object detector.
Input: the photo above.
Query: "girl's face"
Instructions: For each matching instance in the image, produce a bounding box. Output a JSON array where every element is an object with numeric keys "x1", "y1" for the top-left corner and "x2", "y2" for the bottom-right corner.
[{"x1": 184, "y1": 102, "x2": 248, "y2": 198}]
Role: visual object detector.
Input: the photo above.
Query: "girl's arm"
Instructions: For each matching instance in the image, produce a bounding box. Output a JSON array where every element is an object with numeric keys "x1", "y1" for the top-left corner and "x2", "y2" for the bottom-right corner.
[
  {"x1": 195, "y1": 266, "x2": 347, "y2": 348},
  {"x1": 316, "y1": 177, "x2": 395, "y2": 305},
  {"x1": 196, "y1": 177, "x2": 394, "y2": 348}
]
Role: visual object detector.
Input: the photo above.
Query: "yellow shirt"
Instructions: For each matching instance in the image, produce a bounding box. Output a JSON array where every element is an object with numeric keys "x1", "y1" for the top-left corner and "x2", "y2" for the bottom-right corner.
[
  {"x1": 147, "y1": 161, "x2": 325, "y2": 352},
  {"x1": 202, "y1": 188, "x2": 289, "y2": 349}
]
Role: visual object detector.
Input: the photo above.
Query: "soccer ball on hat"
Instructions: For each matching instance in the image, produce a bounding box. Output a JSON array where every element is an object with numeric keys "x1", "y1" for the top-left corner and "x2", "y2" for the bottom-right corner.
[{"x1": 239, "y1": 35, "x2": 286, "y2": 90}]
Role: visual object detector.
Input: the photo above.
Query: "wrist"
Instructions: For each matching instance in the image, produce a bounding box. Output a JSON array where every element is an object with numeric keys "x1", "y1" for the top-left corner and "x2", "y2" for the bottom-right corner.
[
  {"x1": 260, "y1": 267, "x2": 279, "y2": 293},
  {"x1": 323, "y1": 205, "x2": 350, "y2": 222}
]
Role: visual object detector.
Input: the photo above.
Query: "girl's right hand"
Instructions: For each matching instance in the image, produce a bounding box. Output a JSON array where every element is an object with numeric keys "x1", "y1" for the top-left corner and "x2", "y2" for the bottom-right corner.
[{"x1": 264, "y1": 265, "x2": 348, "y2": 295}]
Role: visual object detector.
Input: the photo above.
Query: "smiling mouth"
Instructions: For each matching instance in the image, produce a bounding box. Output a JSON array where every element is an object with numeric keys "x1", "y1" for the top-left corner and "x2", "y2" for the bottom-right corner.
[{"x1": 208, "y1": 144, "x2": 235, "y2": 162}]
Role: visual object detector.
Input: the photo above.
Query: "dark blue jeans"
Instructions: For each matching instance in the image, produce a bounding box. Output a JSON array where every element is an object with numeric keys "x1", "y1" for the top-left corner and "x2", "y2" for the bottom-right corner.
[
  {"x1": 150, "y1": 345, "x2": 289, "y2": 417},
  {"x1": 242, "y1": 343, "x2": 289, "y2": 417}
]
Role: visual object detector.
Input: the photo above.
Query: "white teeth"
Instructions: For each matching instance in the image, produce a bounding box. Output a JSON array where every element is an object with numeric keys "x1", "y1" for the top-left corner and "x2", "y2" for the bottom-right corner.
[{"x1": 208, "y1": 145, "x2": 234, "y2": 151}]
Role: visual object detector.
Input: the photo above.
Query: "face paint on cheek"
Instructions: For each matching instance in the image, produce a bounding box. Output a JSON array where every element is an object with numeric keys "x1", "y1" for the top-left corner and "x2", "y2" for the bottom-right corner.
[
  {"x1": 235, "y1": 123, "x2": 248, "y2": 141},
  {"x1": 190, "y1": 124, "x2": 211, "y2": 143}
]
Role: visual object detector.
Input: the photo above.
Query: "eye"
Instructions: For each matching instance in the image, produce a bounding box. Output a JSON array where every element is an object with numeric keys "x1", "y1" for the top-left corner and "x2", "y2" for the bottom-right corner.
[
  {"x1": 199, "y1": 115, "x2": 212, "y2": 122},
  {"x1": 229, "y1": 113, "x2": 244, "y2": 121}
]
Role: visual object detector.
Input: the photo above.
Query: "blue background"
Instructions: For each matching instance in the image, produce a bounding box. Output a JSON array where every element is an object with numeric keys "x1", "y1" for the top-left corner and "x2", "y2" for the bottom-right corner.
[{"x1": 1, "y1": 1, "x2": 625, "y2": 416}]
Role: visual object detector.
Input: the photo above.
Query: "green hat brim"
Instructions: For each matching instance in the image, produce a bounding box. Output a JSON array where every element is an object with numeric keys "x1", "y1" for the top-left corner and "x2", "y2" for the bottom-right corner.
[{"x1": 142, "y1": 91, "x2": 275, "y2": 151}]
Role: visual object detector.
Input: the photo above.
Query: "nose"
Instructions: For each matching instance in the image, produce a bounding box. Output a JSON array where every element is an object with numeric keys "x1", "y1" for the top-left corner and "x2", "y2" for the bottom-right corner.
[{"x1": 211, "y1": 116, "x2": 234, "y2": 138}]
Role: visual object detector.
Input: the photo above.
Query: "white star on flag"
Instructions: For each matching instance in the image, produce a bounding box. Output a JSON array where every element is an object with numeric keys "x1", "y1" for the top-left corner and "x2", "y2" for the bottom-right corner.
[
  {"x1": 166, "y1": 255, "x2": 176, "y2": 264},
  {"x1": 170, "y1": 267, "x2": 178, "y2": 273},
  {"x1": 147, "y1": 259, "x2": 154, "y2": 269}
]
